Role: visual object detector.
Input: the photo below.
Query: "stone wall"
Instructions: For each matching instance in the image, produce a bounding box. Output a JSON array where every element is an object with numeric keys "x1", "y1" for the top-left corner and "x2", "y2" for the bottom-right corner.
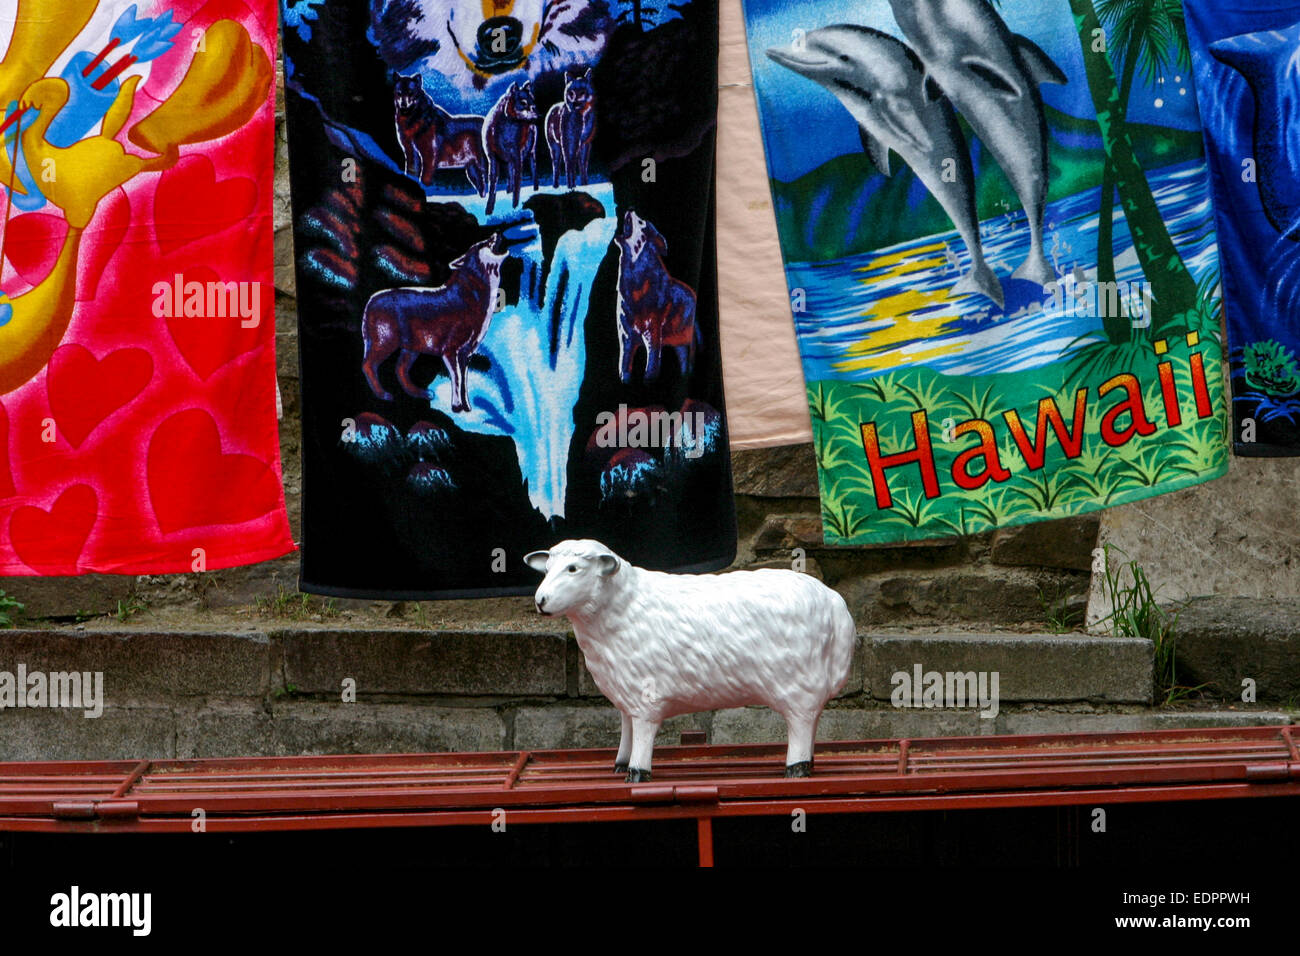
[{"x1": 0, "y1": 66, "x2": 1099, "y2": 634}]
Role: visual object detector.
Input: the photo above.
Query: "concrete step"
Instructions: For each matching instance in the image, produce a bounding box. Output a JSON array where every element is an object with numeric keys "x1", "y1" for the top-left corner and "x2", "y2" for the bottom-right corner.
[
  {"x1": 2, "y1": 696, "x2": 1290, "y2": 763},
  {"x1": 0, "y1": 625, "x2": 1293, "y2": 762},
  {"x1": 0, "y1": 626, "x2": 1152, "y2": 704},
  {"x1": 1170, "y1": 597, "x2": 1300, "y2": 702}
]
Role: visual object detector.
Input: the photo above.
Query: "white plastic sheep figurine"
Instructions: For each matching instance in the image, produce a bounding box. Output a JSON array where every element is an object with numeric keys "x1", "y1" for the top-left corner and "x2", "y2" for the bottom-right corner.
[{"x1": 525, "y1": 539, "x2": 856, "y2": 782}]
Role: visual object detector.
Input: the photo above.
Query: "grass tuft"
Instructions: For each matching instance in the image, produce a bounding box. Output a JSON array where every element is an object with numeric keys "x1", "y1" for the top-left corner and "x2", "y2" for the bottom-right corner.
[{"x1": 1095, "y1": 543, "x2": 1207, "y2": 705}]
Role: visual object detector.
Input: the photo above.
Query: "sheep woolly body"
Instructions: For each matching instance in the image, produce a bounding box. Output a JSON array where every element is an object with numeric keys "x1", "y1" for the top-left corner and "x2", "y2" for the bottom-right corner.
[{"x1": 528, "y1": 540, "x2": 856, "y2": 779}]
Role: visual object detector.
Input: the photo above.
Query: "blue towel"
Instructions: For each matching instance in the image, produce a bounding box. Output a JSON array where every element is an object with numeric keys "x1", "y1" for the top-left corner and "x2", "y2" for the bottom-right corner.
[
  {"x1": 1185, "y1": 0, "x2": 1300, "y2": 455},
  {"x1": 741, "y1": 0, "x2": 1230, "y2": 544}
]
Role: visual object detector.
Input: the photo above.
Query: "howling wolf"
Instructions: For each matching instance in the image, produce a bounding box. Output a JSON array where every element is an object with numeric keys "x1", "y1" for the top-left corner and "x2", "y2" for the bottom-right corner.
[
  {"x1": 614, "y1": 210, "x2": 699, "y2": 383},
  {"x1": 370, "y1": 0, "x2": 614, "y2": 91},
  {"x1": 361, "y1": 234, "x2": 509, "y2": 412}
]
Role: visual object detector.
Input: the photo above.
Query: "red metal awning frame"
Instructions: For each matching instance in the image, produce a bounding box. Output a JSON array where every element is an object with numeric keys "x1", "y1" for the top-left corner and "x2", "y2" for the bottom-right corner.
[{"x1": 1, "y1": 724, "x2": 1296, "y2": 866}]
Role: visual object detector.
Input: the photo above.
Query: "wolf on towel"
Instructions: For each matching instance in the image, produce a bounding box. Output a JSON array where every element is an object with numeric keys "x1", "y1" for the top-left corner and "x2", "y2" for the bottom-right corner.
[{"x1": 281, "y1": 0, "x2": 735, "y2": 597}]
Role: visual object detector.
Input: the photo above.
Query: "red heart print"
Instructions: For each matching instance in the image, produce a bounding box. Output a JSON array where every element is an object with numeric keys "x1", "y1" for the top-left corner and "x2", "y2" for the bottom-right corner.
[
  {"x1": 4, "y1": 213, "x2": 66, "y2": 286},
  {"x1": 47, "y1": 345, "x2": 153, "y2": 448},
  {"x1": 0, "y1": 402, "x2": 13, "y2": 498},
  {"x1": 9, "y1": 484, "x2": 97, "y2": 573},
  {"x1": 76, "y1": 187, "x2": 132, "y2": 302},
  {"x1": 162, "y1": 267, "x2": 270, "y2": 379},
  {"x1": 153, "y1": 155, "x2": 257, "y2": 254},
  {"x1": 147, "y1": 408, "x2": 280, "y2": 533}
]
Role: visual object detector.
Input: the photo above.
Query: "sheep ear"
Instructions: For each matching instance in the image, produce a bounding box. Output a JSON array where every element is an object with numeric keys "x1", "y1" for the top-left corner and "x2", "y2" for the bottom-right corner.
[
  {"x1": 596, "y1": 554, "x2": 619, "y2": 576},
  {"x1": 524, "y1": 551, "x2": 550, "y2": 572}
]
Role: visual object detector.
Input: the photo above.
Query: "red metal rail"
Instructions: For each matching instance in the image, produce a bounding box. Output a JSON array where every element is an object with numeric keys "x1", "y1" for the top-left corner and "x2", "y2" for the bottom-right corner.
[{"x1": 1, "y1": 725, "x2": 1296, "y2": 866}]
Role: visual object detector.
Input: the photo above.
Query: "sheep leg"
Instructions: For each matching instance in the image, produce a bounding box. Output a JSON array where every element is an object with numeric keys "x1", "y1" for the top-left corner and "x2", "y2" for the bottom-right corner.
[
  {"x1": 625, "y1": 716, "x2": 661, "y2": 783},
  {"x1": 614, "y1": 712, "x2": 632, "y2": 774},
  {"x1": 783, "y1": 711, "x2": 819, "y2": 778}
]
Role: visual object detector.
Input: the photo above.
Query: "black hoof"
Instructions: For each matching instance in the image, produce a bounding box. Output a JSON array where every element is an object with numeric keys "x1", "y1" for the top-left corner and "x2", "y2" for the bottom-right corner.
[
  {"x1": 625, "y1": 767, "x2": 652, "y2": 783},
  {"x1": 614, "y1": 762, "x2": 629, "y2": 774},
  {"x1": 784, "y1": 761, "x2": 813, "y2": 778}
]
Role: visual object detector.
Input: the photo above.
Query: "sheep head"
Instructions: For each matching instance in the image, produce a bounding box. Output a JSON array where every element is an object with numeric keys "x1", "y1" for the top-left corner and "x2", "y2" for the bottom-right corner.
[{"x1": 525, "y1": 539, "x2": 623, "y2": 617}]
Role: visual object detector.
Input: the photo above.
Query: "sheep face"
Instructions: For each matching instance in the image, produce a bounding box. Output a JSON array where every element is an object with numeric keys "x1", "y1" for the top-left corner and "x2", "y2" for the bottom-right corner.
[{"x1": 524, "y1": 540, "x2": 621, "y2": 616}]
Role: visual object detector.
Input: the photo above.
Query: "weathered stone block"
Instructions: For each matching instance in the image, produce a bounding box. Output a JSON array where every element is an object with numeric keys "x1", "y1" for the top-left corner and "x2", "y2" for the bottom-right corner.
[
  {"x1": 245, "y1": 697, "x2": 504, "y2": 759},
  {"x1": 1169, "y1": 597, "x2": 1300, "y2": 700},
  {"x1": 752, "y1": 513, "x2": 825, "y2": 551},
  {"x1": 280, "y1": 629, "x2": 568, "y2": 696},
  {"x1": 512, "y1": 705, "x2": 700, "y2": 751},
  {"x1": 990, "y1": 516, "x2": 1100, "y2": 571},
  {"x1": 0, "y1": 630, "x2": 273, "y2": 702},
  {"x1": 0, "y1": 706, "x2": 176, "y2": 761},
  {"x1": 840, "y1": 568, "x2": 1082, "y2": 626},
  {"x1": 731, "y1": 444, "x2": 819, "y2": 498},
  {"x1": 0, "y1": 576, "x2": 131, "y2": 621},
  {"x1": 863, "y1": 632, "x2": 1153, "y2": 704},
  {"x1": 817, "y1": 705, "x2": 989, "y2": 740}
]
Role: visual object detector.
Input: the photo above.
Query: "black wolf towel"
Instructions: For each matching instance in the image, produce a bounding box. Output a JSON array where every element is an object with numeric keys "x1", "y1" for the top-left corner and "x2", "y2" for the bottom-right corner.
[{"x1": 280, "y1": 0, "x2": 735, "y2": 598}]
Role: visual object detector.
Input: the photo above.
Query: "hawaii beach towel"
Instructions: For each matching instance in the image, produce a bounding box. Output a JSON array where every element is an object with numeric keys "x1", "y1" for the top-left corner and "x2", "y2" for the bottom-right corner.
[
  {"x1": 1185, "y1": 0, "x2": 1300, "y2": 456},
  {"x1": 742, "y1": 0, "x2": 1229, "y2": 544},
  {"x1": 281, "y1": 1, "x2": 736, "y2": 598},
  {"x1": 0, "y1": 0, "x2": 293, "y2": 575}
]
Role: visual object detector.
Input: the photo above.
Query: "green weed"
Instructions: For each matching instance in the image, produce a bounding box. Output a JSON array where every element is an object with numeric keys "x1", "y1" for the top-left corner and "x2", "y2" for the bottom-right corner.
[
  {"x1": 116, "y1": 598, "x2": 147, "y2": 622},
  {"x1": 1038, "y1": 584, "x2": 1084, "y2": 635},
  {"x1": 1096, "y1": 544, "x2": 1206, "y2": 705},
  {"x1": 0, "y1": 590, "x2": 24, "y2": 629}
]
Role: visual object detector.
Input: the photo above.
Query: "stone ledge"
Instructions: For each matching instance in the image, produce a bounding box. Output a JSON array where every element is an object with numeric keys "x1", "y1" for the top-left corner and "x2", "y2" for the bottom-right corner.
[
  {"x1": 512, "y1": 706, "x2": 702, "y2": 751},
  {"x1": 863, "y1": 632, "x2": 1153, "y2": 704},
  {"x1": 0, "y1": 576, "x2": 133, "y2": 620},
  {"x1": 991, "y1": 707, "x2": 1293, "y2": 735},
  {"x1": 0, "y1": 628, "x2": 1158, "y2": 706},
  {"x1": 715, "y1": 704, "x2": 987, "y2": 742},
  {"x1": 616, "y1": 705, "x2": 1294, "y2": 747},
  {"x1": 280, "y1": 629, "x2": 568, "y2": 697},
  {"x1": 0, "y1": 705, "x2": 178, "y2": 761},
  {"x1": 0, "y1": 630, "x2": 273, "y2": 701},
  {"x1": 0, "y1": 697, "x2": 1290, "y2": 762},
  {"x1": 178, "y1": 701, "x2": 505, "y2": 758},
  {"x1": 1171, "y1": 597, "x2": 1300, "y2": 701},
  {"x1": 838, "y1": 567, "x2": 1087, "y2": 627}
]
